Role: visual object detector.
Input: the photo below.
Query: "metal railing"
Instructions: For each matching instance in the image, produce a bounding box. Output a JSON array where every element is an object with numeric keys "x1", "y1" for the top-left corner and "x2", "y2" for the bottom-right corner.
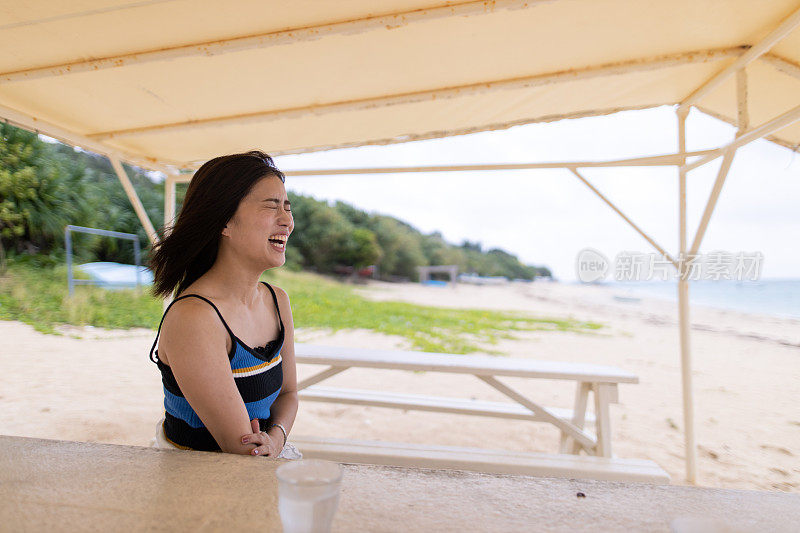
[{"x1": 64, "y1": 225, "x2": 142, "y2": 297}]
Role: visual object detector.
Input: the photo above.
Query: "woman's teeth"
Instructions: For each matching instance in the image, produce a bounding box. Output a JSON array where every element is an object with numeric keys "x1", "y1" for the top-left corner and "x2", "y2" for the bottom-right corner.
[{"x1": 268, "y1": 234, "x2": 287, "y2": 251}]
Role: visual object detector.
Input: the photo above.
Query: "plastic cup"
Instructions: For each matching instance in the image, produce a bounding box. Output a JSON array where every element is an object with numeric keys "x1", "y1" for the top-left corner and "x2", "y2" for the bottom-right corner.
[{"x1": 276, "y1": 459, "x2": 343, "y2": 533}]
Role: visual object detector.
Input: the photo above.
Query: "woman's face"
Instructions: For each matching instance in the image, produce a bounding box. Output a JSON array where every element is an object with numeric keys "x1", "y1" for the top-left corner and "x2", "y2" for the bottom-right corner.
[{"x1": 222, "y1": 175, "x2": 294, "y2": 270}]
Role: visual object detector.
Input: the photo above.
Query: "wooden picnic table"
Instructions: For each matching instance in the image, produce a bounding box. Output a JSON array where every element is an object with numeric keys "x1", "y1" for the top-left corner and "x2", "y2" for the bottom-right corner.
[
  {"x1": 2, "y1": 436, "x2": 797, "y2": 532},
  {"x1": 293, "y1": 343, "x2": 653, "y2": 480}
]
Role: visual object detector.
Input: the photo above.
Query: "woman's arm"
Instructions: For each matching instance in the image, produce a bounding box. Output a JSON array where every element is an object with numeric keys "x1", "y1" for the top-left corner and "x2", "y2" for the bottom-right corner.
[
  {"x1": 242, "y1": 285, "x2": 299, "y2": 456},
  {"x1": 159, "y1": 298, "x2": 259, "y2": 455},
  {"x1": 267, "y1": 286, "x2": 299, "y2": 441}
]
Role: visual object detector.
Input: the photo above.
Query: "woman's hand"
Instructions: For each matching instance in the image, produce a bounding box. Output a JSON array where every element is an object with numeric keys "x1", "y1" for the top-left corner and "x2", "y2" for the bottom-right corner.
[{"x1": 240, "y1": 418, "x2": 282, "y2": 457}]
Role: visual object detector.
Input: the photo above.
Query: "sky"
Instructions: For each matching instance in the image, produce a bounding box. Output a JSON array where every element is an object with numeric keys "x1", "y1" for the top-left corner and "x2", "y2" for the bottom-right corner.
[{"x1": 273, "y1": 105, "x2": 800, "y2": 282}]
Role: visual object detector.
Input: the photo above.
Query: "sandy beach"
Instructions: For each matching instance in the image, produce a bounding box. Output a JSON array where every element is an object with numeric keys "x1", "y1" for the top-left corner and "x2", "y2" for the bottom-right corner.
[{"x1": 1, "y1": 280, "x2": 798, "y2": 493}]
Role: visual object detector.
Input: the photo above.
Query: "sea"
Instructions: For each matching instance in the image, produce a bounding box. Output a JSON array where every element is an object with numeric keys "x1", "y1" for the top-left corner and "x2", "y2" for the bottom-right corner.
[{"x1": 597, "y1": 279, "x2": 800, "y2": 319}]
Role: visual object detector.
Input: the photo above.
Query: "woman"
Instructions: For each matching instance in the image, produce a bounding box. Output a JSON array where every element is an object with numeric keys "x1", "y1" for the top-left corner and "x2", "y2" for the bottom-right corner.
[{"x1": 148, "y1": 150, "x2": 298, "y2": 458}]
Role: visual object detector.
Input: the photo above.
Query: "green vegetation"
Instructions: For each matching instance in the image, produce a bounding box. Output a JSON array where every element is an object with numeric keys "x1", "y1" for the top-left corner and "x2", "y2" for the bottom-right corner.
[
  {"x1": 0, "y1": 122, "x2": 552, "y2": 280},
  {"x1": 0, "y1": 123, "x2": 179, "y2": 265},
  {"x1": 0, "y1": 257, "x2": 601, "y2": 353},
  {"x1": 0, "y1": 255, "x2": 162, "y2": 335},
  {"x1": 0, "y1": 123, "x2": 582, "y2": 354}
]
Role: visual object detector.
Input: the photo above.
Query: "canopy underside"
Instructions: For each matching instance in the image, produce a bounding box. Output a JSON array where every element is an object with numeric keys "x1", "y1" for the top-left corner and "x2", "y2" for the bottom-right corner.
[{"x1": 1, "y1": 0, "x2": 799, "y2": 170}]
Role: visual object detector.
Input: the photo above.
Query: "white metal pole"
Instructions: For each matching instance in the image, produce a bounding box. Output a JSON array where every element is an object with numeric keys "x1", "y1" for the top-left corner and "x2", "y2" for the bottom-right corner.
[
  {"x1": 109, "y1": 155, "x2": 158, "y2": 245},
  {"x1": 689, "y1": 148, "x2": 736, "y2": 257},
  {"x1": 737, "y1": 69, "x2": 750, "y2": 132},
  {"x1": 164, "y1": 174, "x2": 177, "y2": 236},
  {"x1": 676, "y1": 105, "x2": 696, "y2": 484},
  {"x1": 161, "y1": 174, "x2": 180, "y2": 310},
  {"x1": 683, "y1": 103, "x2": 800, "y2": 171},
  {"x1": 0, "y1": 102, "x2": 177, "y2": 174}
]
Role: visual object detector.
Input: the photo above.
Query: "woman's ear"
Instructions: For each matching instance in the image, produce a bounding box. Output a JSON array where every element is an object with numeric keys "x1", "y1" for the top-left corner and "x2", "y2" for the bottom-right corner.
[{"x1": 221, "y1": 224, "x2": 231, "y2": 238}]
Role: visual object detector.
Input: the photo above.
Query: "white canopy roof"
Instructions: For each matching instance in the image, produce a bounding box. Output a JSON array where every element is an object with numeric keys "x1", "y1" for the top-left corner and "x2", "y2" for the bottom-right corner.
[{"x1": 1, "y1": 0, "x2": 799, "y2": 172}]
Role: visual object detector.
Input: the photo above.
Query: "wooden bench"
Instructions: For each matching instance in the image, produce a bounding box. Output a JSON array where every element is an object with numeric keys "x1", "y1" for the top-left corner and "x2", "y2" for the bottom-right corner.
[
  {"x1": 299, "y1": 385, "x2": 596, "y2": 425},
  {"x1": 291, "y1": 435, "x2": 670, "y2": 484},
  {"x1": 293, "y1": 343, "x2": 669, "y2": 483}
]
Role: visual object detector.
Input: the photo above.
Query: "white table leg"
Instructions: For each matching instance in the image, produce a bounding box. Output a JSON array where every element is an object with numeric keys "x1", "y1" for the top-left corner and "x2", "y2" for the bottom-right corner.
[
  {"x1": 560, "y1": 382, "x2": 591, "y2": 454},
  {"x1": 594, "y1": 383, "x2": 614, "y2": 458}
]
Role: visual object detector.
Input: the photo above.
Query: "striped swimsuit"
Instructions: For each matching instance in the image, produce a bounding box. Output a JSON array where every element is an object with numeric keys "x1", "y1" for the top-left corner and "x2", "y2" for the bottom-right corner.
[{"x1": 149, "y1": 281, "x2": 284, "y2": 451}]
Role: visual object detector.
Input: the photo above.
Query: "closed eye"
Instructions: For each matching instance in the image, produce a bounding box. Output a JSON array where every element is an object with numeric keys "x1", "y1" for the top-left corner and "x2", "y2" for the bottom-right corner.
[{"x1": 263, "y1": 199, "x2": 291, "y2": 211}]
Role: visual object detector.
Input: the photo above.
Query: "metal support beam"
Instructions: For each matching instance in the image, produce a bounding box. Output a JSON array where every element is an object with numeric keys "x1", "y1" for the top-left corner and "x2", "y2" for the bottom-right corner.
[
  {"x1": 568, "y1": 168, "x2": 678, "y2": 269},
  {"x1": 87, "y1": 48, "x2": 743, "y2": 142},
  {"x1": 0, "y1": 102, "x2": 177, "y2": 174},
  {"x1": 688, "y1": 148, "x2": 736, "y2": 257},
  {"x1": 109, "y1": 155, "x2": 158, "y2": 245},
  {"x1": 165, "y1": 149, "x2": 721, "y2": 184},
  {"x1": 736, "y1": 69, "x2": 750, "y2": 133},
  {"x1": 677, "y1": 60, "x2": 754, "y2": 480},
  {"x1": 0, "y1": 0, "x2": 545, "y2": 84},
  {"x1": 688, "y1": 64, "x2": 752, "y2": 258},
  {"x1": 759, "y1": 53, "x2": 800, "y2": 81},
  {"x1": 268, "y1": 150, "x2": 717, "y2": 180},
  {"x1": 683, "y1": 103, "x2": 800, "y2": 171},
  {"x1": 675, "y1": 105, "x2": 696, "y2": 484},
  {"x1": 679, "y1": 4, "x2": 800, "y2": 110},
  {"x1": 164, "y1": 174, "x2": 178, "y2": 236}
]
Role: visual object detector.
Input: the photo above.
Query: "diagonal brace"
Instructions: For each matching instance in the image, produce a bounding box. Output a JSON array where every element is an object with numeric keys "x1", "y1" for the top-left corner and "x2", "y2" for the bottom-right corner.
[
  {"x1": 569, "y1": 168, "x2": 679, "y2": 269},
  {"x1": 688, "y1": 148, "x2": 737, "y2": 257},
  {"x1": 296, "y1": 366, "x2": 349, "y2": 391},
  {"x1": 476, "y1": 375, "x2": 597, "y2": 454}
]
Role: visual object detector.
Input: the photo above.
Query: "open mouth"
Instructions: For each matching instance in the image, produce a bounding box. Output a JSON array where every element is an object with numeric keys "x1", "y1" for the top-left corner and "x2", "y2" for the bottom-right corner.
[{"x1": 268, "y1": 234, "x2": 287, "y2": 252}]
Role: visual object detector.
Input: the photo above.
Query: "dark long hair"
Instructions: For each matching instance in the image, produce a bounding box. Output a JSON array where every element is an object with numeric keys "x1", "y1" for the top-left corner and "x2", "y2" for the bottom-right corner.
[{"x1": 149, "y1": 150, "x2": 285, "y2": 298}]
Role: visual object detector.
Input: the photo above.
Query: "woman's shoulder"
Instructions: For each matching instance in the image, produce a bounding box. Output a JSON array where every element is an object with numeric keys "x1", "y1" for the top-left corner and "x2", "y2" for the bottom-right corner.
[
  {"x1": 261, "y1": 280, "x2": 290, "y2": 302},
  {"x1": 157, "y1": 294, "x2": 231, "y2": 365},
  {"x1": 162, "y1": 295, "x2": 228, "y2": 339},
  {"x1": 169, "y1": 293, "x2": 221, "y2": 316}
]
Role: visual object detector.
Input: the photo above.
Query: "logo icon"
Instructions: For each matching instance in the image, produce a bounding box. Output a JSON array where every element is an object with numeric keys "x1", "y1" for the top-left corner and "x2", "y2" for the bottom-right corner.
[{"x1": 576, "y1": 248, "x2": 609, "y2": 283}]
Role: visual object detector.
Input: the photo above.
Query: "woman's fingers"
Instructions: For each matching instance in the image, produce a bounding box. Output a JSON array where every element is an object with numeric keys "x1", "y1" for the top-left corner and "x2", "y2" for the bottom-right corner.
[
  {"x1": 242, "y1": 420, "x2": 278, "y2": 456},
  {"x1": 240, "y1": 419, "x2": 262, "y2": 446},
  {"x1": 249, "y1": 432, "x2": 277, "y2": 456},
  {"x1": 250, "y1": 440, "x2": 272, "y2": 456},
  {"x1": 241, "y1": 430, "x2": 264, "y2": 445},
  {"x1": 241, "y1": 430, "x2": 277, "y2": 456}
]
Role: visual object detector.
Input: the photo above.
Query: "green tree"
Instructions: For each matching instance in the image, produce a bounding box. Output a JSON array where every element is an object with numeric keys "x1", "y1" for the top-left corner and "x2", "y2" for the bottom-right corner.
[
  {"x1": 334, "y1": 200, "x2": 371, "y2": 226},
  {"x1": 0, "y1": 124, "x2": 94, "y2": 255},
  {"x1": 340, "y1": 227, "x2": 381, "y2": 269},
  {"x1": 371, "y1": 216, "x2": 427, "y2": 280},
  {"x1": 288, "y1": 195, "x2": 357, "y2": 272}
]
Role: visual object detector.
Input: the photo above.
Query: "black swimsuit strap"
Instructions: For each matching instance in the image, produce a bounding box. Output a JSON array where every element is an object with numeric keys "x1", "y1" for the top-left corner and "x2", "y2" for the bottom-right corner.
[
  {"x1": 148, "y1": 294, "x2": 236, "y2": 364},
  {"x1": 260, "y1": 281, "x2": 285, "y2": 333}
]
